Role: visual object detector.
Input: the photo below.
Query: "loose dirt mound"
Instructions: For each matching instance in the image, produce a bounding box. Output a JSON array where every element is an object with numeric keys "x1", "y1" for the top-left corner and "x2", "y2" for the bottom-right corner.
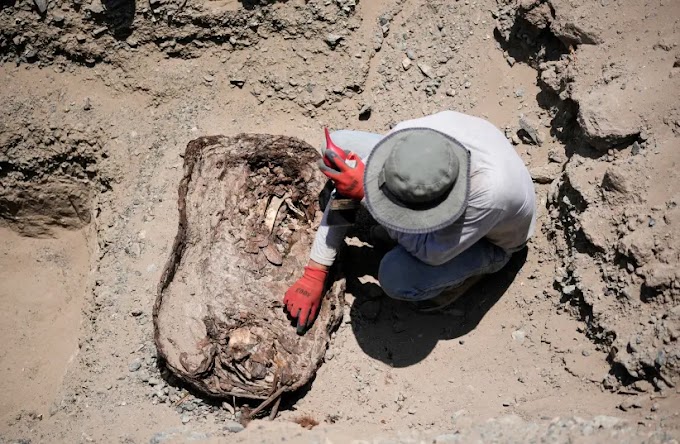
[{"x1": 154, "y1": 134, "x2": 344, "y2": 402}]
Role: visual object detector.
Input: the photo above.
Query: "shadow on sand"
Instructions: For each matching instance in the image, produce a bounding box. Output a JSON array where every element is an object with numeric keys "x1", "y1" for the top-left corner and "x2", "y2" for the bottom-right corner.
[{"x1": 340, "y1": 229, "x2": 528, "y2": 368}]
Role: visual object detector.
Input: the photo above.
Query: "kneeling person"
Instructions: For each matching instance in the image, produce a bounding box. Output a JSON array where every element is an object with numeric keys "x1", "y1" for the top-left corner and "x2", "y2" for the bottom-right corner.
[{"x1": 283, "y1": 110, "x2": 537, "y2": 330}]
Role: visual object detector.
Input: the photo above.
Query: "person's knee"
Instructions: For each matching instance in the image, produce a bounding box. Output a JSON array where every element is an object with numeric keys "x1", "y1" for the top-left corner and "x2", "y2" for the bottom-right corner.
[{"x1": 378, "y1": 251, "x2": 412, "y2": 300}]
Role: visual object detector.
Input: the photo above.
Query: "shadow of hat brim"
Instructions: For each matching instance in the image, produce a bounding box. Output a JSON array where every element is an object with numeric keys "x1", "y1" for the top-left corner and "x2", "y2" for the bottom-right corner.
[{"x1": 363, "y1": 128, "x2": 471, "y2": 235}]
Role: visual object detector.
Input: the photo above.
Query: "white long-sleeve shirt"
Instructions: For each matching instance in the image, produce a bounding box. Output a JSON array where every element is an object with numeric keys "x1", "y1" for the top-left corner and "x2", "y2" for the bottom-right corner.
[{"x1": 310, "y1": 111, "x2": 537, "y2": 266}]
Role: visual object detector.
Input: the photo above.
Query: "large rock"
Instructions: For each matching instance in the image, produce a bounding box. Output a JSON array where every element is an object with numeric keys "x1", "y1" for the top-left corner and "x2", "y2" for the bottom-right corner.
[
  {"x1": 577, "y1": 89, "x2": 641, "y2": 150},
  {"x1": 550, "y1": 3, "x2": 602, "y2": 46},
  {"x1": 154, "y1": 134, "x2": 344, "y2": 402}
]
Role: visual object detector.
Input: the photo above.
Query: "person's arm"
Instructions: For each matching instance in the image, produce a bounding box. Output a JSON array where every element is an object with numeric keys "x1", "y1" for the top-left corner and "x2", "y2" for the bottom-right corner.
[
  {"x1": 309, "y1": 201, "x2": 351, "y2": 266},
  {"x1": 283, "y1": 196, "x2": 349, "y2": 332},
  {"x1": 284, "y1": 136, "x2": 367, "y2": 332}
]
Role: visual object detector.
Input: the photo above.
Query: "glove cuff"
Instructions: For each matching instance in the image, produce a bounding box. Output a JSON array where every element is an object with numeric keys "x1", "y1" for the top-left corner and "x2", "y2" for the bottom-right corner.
[{"x1": 303, "y1": 266, "x2": 328, "y2": 284}]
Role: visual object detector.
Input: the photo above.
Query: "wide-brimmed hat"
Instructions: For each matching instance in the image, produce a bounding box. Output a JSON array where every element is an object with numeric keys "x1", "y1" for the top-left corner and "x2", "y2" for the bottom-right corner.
[{"x1": 364, "y1": 127, "x2": 470, "y2": 234}]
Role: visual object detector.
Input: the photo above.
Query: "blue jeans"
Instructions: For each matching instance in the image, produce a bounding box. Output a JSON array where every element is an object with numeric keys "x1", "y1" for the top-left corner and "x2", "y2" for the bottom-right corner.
[
  {"x1": 326, "y1": 130, "x2": 512, "y2": 302},
  {"x1": 378, "y1": 239, "x2": 511, "y2": 301}
]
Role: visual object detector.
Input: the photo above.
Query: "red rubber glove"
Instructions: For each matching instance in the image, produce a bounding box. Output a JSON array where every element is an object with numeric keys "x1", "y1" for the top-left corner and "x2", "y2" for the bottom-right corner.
[
  {"x1": 283, "y1": 266, "x2": 328, "y2": 331},
  {"x1": 319, "y1": 150, "x2": 365, "y2": 201}
]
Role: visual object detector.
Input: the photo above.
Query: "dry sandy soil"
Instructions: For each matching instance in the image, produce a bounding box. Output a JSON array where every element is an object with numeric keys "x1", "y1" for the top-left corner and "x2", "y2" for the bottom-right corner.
[{"x1": 1, "y1": 0, "x2": 679, "y2": 442}]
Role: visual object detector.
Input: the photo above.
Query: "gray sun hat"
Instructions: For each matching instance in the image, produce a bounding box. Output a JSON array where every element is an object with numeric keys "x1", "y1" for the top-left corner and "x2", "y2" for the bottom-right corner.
[{"x1": 364, "y1": 127, "x2": 470, "y2": 234}]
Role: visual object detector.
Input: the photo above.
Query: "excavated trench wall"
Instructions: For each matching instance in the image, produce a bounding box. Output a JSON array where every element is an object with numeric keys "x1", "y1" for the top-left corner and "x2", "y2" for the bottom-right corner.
[
  {"x1": 0, "y1": 103, "x2": 109, "y2": 236},
  {"x1": 496, "y1": 0, "x2": 679, "y2": 392}
]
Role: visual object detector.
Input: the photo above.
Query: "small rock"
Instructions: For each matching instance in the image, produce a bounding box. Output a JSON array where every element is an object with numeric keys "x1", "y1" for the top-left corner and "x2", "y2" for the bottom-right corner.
[
  {"x1": 83, "y1": 98, "x2": 92, "y2": 111},
  {"x1": 582, "y1": 350, "x2": 591, "y2": 357},
  {"x1": 181, "y1": 414, "x2": 191, "y2": 424},
  {"x1": 562, "y1": 284, "x2": 577, "y2": 296},
  {"x1": 463, "y1": 81, "x2": 472, "y2": 89},
  {"x1": 632, "y1": 380, "x2": 653, "y2": 393},
  {"x1": 548, "y1": 150, "x2": 566, "y2": 164},
  {"x1": 602, "y1": 168, "x2": 629, "y2": 194},
  {"x1": 23, "y1": 47, "x2": 37, "y2": 61},
  {"x1": 406, "y1": 50, "x2": 416, "y2": 60},
  {"x1": 148, "y1": 377, "x2": 161, "y2": 386},
  {"x1": 85, "y1": 0, "x2": 105, "y2": 14},
  {"x1": 506, "y1": 56, "x2": 516, "y2": 67},
  {"x1": 76, "y1": 34, "x2": 88, "y2": 44},
  {"x1": 631, "y1": 141, "x2": 641, "y2": 155},
  {"x1": 34, "y1": 0, "x2": 47, "y2": 14},
  {"x1": 224, "y1": 420, "x2": 244, "y2": 433},
  {"x1": 130, "y1": 309, "x2": 143, "y2": 317},
  {"x1": 325, "y1": 34, "x2": 343, "y2": 48},
  {"x1": 530, "y1": 164, "x2": 560, "y2": 184},
  {"x1": 651, "y1": 403, "x2": 658, "y2": 412},
  {"x1": 92, "y1": 26, "x2": 107, "y2": 37},
  {"x1": 310, "y1": 90, "x2": 327, "y2": 107},
  {"x1": 230, "y1": 78, "x2": 246, "y2": 88},
  {"x1": 619, "y1": 398, "x2": 642, "y2": 411},
  {"x1": 519, "y1": 116, "x2": 543, "y2": 145},
  {"x1": 446, "y1": 89, "x2": 457, "y2": 97},
  {"x1": 358, "y1": 103, "x2": 372, "y2": 120},
  {"x1": 128, "y1": 359, "x2": 142, "y2": 372},
  {"x1": 401, "y1": 58, "x2": 412, "y2": 70},
  {"x1": 418, "y1": 62, "x2": 434, "y2": 78},
  {"x1": 203, "y1": 75, "x2": 214, "y2": 83},
  {"x1": 655, "y1": 350, "x2": 666, "y2": 367},
  {"x1": 511, "y1": 330, "x2": 526, "y2": 343},
  {"x1": 155, "y1": 391, "x2": 167, "y2": 402}
]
